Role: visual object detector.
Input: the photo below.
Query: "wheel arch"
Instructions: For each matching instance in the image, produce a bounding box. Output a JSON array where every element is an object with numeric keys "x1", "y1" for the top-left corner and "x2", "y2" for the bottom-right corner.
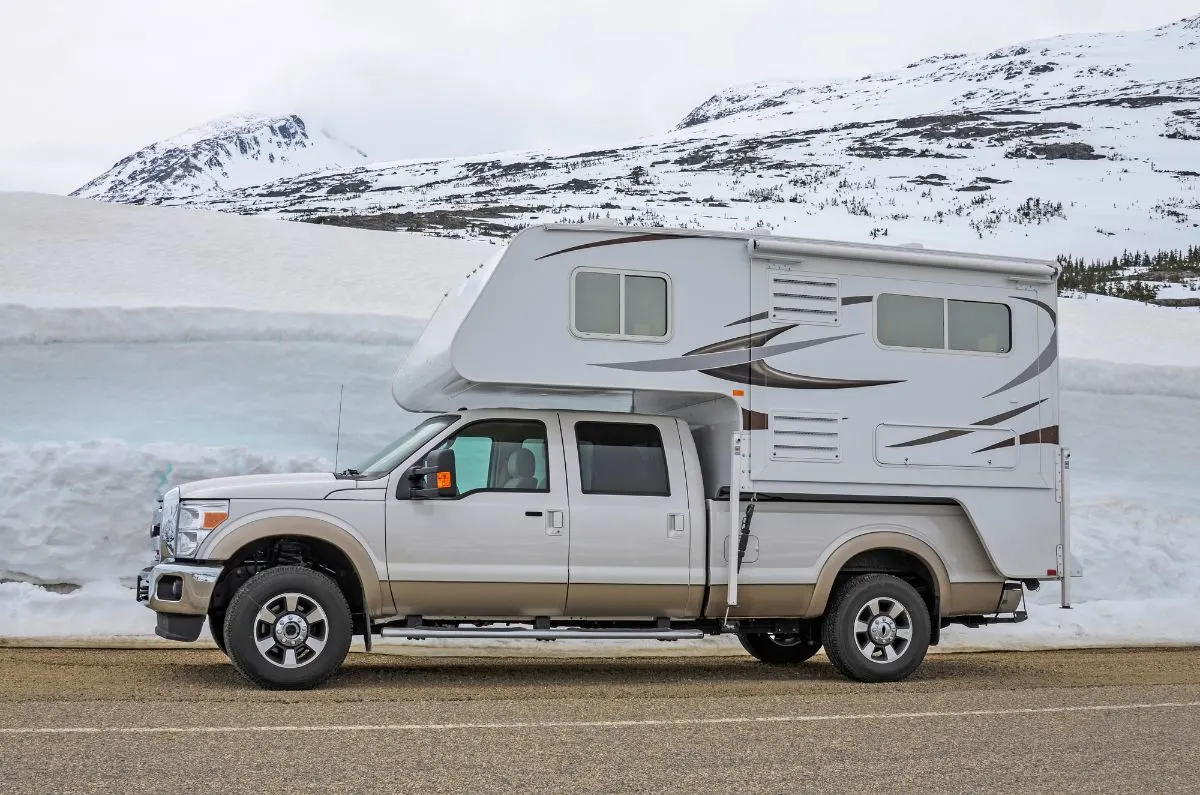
[
  {"x1": 203, "y1": 512, "x2": 389, "y2": 618},
  {"x1": 806, "y1": 530, "x2": 951, "y2": 619}
]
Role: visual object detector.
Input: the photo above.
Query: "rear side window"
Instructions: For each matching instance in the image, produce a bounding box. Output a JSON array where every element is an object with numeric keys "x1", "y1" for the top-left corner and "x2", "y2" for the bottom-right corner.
[{"x1": 575, "y1": 422, "x2": 670, "y2": 496}]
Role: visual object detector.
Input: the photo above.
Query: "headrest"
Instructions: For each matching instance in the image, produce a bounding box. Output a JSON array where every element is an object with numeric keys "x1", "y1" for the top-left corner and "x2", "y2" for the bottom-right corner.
[{"x1": 506, "y1": 448, "x2": 536, "y2": 478}]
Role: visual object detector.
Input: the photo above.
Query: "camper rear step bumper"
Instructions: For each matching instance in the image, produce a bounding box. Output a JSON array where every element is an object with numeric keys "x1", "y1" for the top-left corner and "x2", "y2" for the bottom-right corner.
[{"x1": 943, "y1": 611, "x2": 1028, "y2": 629}]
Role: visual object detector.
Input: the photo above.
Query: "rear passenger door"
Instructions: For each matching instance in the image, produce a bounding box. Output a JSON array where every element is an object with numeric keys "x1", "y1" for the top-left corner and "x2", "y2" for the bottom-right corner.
[{"x1": 560, "y1": 416, "x2": 693, "y2": 618}]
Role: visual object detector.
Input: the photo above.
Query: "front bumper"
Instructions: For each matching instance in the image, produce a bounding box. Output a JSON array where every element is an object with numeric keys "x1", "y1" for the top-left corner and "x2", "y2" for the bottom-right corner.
[
  {"x1": 136, "y1": 561, "x2": 222, "y2": 637},
  {"x1": 136, "y1": 561, "x2": 222, "y2": 614}
]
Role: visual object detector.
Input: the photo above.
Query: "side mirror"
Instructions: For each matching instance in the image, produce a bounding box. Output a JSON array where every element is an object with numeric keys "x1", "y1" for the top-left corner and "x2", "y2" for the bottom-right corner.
[{"x1": 406, "y1": 448, "x2": 458, "y2": 499}]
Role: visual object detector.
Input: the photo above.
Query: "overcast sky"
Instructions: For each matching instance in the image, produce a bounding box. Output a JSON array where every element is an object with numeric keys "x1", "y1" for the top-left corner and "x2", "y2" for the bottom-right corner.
[{"x1": 1, "y1": 0, "x2": 1196, "y2": 193}]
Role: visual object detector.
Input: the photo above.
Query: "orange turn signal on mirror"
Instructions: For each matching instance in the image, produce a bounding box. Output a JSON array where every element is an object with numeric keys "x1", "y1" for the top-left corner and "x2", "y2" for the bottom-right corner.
[
  {"x1": 202, "y1": 512, "x2": 229, "y2": 529},
  {"x1": 437, "y1": 472, "x2": 453, "y2": 489}
]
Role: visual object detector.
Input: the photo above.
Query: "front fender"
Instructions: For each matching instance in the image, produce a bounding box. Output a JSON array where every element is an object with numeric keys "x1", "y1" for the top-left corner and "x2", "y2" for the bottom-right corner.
[{"x1": 200, "y1": 508, "x2": 389, "y2": 617}]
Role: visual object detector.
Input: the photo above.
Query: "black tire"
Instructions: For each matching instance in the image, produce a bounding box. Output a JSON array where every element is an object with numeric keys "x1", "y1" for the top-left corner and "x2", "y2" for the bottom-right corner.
[
  {"x1": 821, "y1": 574, "x2": 930, "y2": 683},
  {"x1": 208, "y1": 611, "x2": 227, "y2": 656},
  {"x1": 224, "y1": 566, "x2": 352, "y2": 690},
  {"x1": 737, "y1": 627, "x2": 822, "y2": 664}
]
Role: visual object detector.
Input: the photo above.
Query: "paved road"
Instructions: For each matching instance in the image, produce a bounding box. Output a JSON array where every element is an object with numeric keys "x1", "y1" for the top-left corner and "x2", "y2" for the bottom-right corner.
[{"x1": 0, "y1": 646, "x2": 1196, "y2": 794}]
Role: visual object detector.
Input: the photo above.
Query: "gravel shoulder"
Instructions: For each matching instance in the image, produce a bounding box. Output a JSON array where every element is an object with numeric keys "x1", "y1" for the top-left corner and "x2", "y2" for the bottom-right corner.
[{"x1": 0, "y1": 647, "x2": 1196, "y2": 793}]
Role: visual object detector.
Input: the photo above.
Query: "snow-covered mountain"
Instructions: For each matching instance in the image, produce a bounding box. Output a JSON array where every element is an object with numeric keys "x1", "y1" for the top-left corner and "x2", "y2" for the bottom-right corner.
[
  {"x1": 71, "y1": 114, "x2": 368, "y2": 204},
  {"x1": 78, "y1": 15, "x2": 1199, "y2": 264}
]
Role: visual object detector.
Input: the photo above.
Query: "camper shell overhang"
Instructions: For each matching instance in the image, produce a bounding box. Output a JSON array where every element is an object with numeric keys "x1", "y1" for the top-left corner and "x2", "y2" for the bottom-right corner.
[{"x1": 391, "y1": 223, "x2": 1058, "y2": 416}]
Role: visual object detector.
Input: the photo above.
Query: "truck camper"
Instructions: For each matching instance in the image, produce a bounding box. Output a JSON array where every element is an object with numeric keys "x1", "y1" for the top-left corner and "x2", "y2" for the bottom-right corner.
[{"x1": 138, "y1": 224, "x2": 1076, "y2": 689}]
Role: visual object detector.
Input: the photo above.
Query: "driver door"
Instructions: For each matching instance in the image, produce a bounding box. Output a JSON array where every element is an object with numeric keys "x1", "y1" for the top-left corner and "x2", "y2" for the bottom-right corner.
[{"x1": 385, "y1": 413, "x2": 569, "y2": 618}]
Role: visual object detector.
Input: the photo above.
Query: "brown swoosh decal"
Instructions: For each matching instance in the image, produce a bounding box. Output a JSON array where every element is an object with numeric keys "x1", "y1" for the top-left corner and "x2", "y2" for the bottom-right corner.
[
  {"x1": 983, "y1": 329, "x2": 1058, "y2": 398},
  {"x1": 684, "y1": 325, "x2": 798, "y2": 356},
  {"x1": 535, "y1": 233, "x2": 690, "y2": 260},
  {"x1": 702, "y1": 360, "x2": 904, "y2": 390},
  {"x1": 742, "y1": 409, "x2": 769, "y2": 431},
  {"x1": 887, "y1": 429, "x2": 973, "y2": 448},
  {"x1": 1011, "y1": 295, "x2": 1057, "y2": 326},
  {"x1": 887, "y1": 398, "x2": 1047, "y2": 448},
  {"x1": 974, "y1": 425, "x2": 1059, "y2": 453},
  {"x1": 842, "y1": 295, "x2": 874, "y2": 306},
  {"x1": 725, "y1": 311, "x2": 768, "y2": 327}
]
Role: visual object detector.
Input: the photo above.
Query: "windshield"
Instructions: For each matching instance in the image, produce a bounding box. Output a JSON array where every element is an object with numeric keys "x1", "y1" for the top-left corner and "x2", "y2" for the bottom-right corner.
[{"x1": 348, "y1": 414, "x2": 459, "y2": 477}]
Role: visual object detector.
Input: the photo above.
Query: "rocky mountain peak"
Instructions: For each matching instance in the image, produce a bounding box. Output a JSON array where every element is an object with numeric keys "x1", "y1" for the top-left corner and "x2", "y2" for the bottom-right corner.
[{"x1": 72, "y1": 113, "x2": 367, "y2": 204}]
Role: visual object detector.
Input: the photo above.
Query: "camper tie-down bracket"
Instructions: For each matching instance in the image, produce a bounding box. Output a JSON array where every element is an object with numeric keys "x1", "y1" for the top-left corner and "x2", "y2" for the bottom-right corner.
[{"x1": 725, "y1": 431, "x2": 752, "y2": 624}]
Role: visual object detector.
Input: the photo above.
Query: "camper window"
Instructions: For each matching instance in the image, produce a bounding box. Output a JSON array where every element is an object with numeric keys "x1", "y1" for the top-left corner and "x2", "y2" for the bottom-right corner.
[
  {"x1": 571, "y1": 268, "x2": 671, "y2": 341},
  {"x1": 575, "y1": 422, "x2": 670, "y2": 496},
  {"x1": 876, "y1": 293, "x2": 944, "y2": 349},
  {"x1": 948, "y1": 299, "x2": 1011, "y2": 353},
  {"x1": 877, "y1": 293, "x2": 1011, "y2": 354}
]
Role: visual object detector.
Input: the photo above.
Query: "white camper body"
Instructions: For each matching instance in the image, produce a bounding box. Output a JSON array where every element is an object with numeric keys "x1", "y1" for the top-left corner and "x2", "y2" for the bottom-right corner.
[{"x1": 394, "y1": 224, "x2": 1070, "y2": 585}]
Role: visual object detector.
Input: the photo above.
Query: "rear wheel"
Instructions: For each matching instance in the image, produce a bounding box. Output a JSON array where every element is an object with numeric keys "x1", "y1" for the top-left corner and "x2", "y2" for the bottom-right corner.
[
  {"x1": 737, "y1": 626, "x2": 822, "y2": 664},
  {"x1": 821, "y1": 574, "x2": 930, "y2": 683},
  {"x1": 224, "y1": 566, "x2": 352, "y2": 690}
]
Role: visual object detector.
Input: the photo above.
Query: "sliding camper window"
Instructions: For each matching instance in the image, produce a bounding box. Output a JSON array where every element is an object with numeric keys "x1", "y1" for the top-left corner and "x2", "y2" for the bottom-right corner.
[
  {"x1": 571, "y1": 268, "x2": 670, "y2": 341},
  {"x1": 876, "y1": 294, "x2": 1010, "y2": 354},
  {"x1": 575, "y1": 422, "x2": 670, "y2": 497}
]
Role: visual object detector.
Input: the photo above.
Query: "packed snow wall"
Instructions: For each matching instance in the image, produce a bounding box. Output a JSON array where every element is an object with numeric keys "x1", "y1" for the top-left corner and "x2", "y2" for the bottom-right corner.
[{"x1": 1, "y1": 300, "x2": 1198, "y2": 648}]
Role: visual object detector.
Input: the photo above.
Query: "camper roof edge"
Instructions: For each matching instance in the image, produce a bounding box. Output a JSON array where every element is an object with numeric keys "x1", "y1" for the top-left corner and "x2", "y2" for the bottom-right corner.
[{"x1": 540, "y1": 223, "x2": 1058, "y2": 282}]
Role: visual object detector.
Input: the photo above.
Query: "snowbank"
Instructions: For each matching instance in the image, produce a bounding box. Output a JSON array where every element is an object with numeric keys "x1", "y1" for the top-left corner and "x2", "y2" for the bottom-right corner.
[
  {"x1": 1, "y1": 192, "x2": 1198, "y2": 653},
  {"x1": 0, "y1": 304, "x2": 426, "y2": 345},
  {"x1": 0, "y1": 439, "x2": 330, "y2": 585},
  {"x1": 0, "y1": 193, "x2": 492, "y2": 317},
  {"x1": 0, "y1": 581, "x2": 154, "y2": 638}
]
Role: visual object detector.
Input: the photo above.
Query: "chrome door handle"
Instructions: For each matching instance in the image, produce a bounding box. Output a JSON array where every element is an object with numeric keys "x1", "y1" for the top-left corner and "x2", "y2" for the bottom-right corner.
[
  {"x1": 667, "y1": 513, "x2": 686, "y2": 539},
  {"x1": 547, "y1": 510, "x2": 565, "y2": 536}
]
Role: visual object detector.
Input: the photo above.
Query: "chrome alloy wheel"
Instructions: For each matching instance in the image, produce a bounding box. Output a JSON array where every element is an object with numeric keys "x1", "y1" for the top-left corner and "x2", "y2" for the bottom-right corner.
[
  {"x1": 853, "y1": 596, "x2": 913, "y2": 664},
  {"x1": 253, "y1": 592, "x2": 329, "y2": 669}
]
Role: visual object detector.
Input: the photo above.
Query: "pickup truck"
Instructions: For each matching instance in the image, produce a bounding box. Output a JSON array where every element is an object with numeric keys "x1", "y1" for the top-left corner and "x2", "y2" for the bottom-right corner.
[{"x1": 138, "y1": 407, "x2": 1025, "y2": 690}]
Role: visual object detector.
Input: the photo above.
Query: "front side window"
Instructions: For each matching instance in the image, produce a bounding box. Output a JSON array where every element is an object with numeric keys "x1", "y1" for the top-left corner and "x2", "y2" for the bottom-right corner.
[
  {"x1": 432, "y1": 420, "x2": 549, "y2": 495},
  {"x1": 572, "y1": 269, "x2": 670, "y2": 341},
  {"x1": 575, "y1": 422, "x2": 670, "y2": 496},
  {"x1": 877, "y1": 293, "x2": 1010, "y2": 354}
]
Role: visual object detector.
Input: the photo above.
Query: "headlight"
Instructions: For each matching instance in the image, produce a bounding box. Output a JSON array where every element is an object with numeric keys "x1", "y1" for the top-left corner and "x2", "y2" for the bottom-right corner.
[{"x1": 173, "y1": 500, "x2": 229, "y2": 558}]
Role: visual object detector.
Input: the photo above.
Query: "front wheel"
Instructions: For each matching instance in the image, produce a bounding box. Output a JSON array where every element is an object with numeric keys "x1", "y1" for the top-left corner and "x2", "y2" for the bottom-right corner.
[
  {"x1": 207, "y1": 611, "x2": 227, "y2": 656},
  {"x1": 821, "y1": 574, "x2": 931, "y2": 683},
  {"x1": 224, "y1": 566, "x2": 352, "y2": 690},
  {"x1": 737, "y1": 627, "x2": 822, "y2": 664}
]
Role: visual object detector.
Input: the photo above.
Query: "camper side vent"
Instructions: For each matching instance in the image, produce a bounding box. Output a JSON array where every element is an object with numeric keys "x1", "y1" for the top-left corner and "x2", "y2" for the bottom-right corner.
[
  {"x1": 769, "y1": 274, "x2": 840, "y2": 325},
  {"x1": 770, "y1": 412, "x2": 841, "y2": 462}
]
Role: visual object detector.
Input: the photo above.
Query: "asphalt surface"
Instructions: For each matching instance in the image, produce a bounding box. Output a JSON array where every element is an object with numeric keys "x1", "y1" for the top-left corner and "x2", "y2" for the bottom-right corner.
[{"x1": 0, "y1": 646, "x2": 1197, "y2": 794}]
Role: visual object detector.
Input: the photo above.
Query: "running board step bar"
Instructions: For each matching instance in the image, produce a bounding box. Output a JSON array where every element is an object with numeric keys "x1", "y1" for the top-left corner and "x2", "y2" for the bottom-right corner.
[{"x1": 379, "y1": 627, "x2": 705, "y2": 641}]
